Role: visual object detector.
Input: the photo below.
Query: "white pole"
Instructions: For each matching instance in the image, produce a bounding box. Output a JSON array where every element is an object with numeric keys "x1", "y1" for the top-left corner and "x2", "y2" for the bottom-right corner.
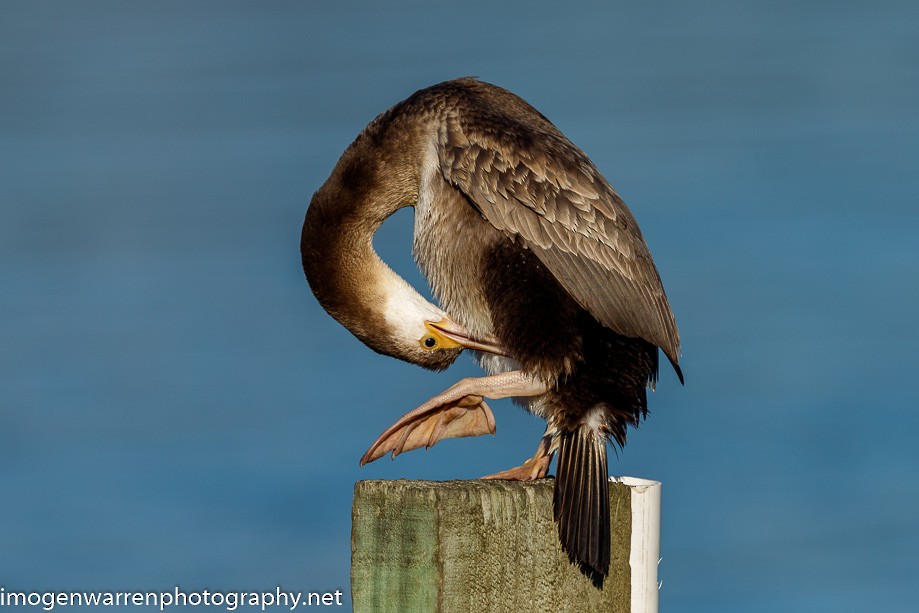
[{"x1": 618, "y1": 476, "x2": 662, "y2": 613}]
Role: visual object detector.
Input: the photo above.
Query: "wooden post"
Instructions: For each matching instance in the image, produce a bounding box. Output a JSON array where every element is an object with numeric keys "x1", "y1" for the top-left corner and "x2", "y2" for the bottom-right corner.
[{"x1": 351, "y1": 477, "x2": 660, "y2": 613}]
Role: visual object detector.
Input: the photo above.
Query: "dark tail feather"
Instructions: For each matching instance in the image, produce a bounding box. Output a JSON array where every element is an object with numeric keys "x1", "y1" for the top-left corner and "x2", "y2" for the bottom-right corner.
[{"x1": 553, "y1": 425, "x2": 610, "y2": 586}]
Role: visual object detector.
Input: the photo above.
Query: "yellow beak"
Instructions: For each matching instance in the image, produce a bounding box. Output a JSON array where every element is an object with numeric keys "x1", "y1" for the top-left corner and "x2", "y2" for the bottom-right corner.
[{"x1": 426, "y1": 318, "x2": 508, "y2": 356}]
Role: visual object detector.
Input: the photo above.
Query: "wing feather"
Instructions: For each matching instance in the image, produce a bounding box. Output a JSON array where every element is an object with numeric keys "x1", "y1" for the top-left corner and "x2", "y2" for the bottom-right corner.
[{"x1": 437, "y1": 114, "x2": 681, "y2": 366}]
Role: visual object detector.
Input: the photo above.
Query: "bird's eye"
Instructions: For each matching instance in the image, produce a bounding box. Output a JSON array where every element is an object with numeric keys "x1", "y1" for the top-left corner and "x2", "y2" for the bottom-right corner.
[{"x1": 421, "y1": 335, "x2": 438, "y2": 349}]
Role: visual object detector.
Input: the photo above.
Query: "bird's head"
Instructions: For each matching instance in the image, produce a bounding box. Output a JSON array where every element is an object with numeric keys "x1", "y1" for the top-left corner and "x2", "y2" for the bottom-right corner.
[{"x1": 378, "y1": 282, "x2": 506, "y2": 371}]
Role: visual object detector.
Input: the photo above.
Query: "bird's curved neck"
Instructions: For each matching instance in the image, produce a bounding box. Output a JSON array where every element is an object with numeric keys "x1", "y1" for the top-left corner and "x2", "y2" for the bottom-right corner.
[{"x1": 301, "y1": 115, "x2": 435, "y2": 356}]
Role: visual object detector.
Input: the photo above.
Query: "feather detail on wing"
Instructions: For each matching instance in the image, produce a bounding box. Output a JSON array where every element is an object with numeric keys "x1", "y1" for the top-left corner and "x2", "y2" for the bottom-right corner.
[{"x1": 437, "y1": 113, "x2": 682, "y2": 371}]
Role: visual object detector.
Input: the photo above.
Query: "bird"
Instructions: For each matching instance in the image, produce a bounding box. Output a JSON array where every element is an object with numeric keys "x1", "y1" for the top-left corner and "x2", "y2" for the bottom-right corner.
[{"x1": 301, "y1": 77, "x2": 682, "y2": 585}]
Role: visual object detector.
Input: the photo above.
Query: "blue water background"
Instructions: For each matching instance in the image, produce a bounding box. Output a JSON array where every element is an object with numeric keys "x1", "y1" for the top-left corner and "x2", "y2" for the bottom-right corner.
[{"x1": 2, "y1": 2, "x2": 918, "y2": 611}]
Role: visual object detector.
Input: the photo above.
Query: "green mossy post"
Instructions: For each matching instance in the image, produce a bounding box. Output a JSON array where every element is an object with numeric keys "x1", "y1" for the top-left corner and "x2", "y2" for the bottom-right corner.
[{"x1": 351, "y1": 479, "x2": 652, "y2": 613}]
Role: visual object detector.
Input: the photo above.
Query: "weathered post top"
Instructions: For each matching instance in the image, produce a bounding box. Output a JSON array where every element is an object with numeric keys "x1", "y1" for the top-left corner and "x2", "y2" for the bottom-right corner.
[{"x1": 351, "y1": 477, "x2": 660, "y2": 613}]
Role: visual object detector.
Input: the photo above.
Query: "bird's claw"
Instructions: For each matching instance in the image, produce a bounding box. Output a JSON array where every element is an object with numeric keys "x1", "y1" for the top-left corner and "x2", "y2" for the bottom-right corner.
[
  {"x1": 360, "y1": 371, "x2": 548, "y2": 467},
  {"x1": 360, "y1": 395, "x2": 496, "y2": 466},
  {"x1": 481, "y1": 432, "x2": 555, "y2": 480},
  {"x1": 482, "y1": 453, "x2": 552, "y2": 480}
]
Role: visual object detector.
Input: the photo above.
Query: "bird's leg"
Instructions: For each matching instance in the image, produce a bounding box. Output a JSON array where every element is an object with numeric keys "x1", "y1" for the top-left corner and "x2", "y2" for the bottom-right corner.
[
  {"x1": 482, "y1": 428, "x2": 556, "y2": 480},
  {"x1": 360, "y1": 371, "x2": 548, "y2": 466}
]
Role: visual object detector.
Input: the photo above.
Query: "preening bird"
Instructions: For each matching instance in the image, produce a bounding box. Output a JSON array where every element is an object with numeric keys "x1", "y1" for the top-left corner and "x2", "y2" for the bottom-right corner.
[{"x1": 301, "y1": 78, "x2": 682, "y2": 584}]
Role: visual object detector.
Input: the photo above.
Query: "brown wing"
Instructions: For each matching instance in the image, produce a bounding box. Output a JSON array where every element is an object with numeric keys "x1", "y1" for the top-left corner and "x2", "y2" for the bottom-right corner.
[{"x1": 437, "y1": 112, "x2": 681, "y2": 370}]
